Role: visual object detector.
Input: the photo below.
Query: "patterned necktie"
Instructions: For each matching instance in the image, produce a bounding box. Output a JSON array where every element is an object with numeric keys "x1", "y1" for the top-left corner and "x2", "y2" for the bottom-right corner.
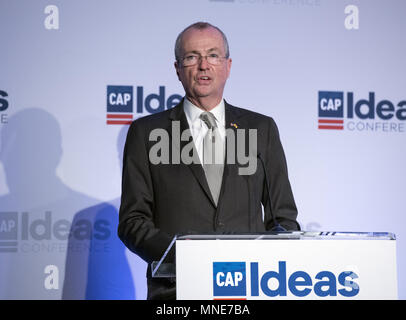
[{"x1": 199, "y1": 111, "x2": 224, "y2": 206}]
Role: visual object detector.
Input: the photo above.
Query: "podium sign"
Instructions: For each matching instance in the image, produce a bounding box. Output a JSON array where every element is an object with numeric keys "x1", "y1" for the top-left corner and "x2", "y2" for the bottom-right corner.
[{"x1": 175, "y1": 233, "x2": 397, "y2": 300}]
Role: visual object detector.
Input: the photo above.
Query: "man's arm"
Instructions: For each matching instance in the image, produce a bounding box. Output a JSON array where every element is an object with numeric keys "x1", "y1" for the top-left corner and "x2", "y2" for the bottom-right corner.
[
  {"x1": 118, "y1": 120, "x2": 173, "y2": 264},
  {"x1": 262, "y1": 117, "x2": 300, "y2": 231}
]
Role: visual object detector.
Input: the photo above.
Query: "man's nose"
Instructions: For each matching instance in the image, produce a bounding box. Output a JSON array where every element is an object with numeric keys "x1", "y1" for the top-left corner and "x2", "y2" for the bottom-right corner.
[{"x1": 198, "y1": 56, "x2": 210, "y2": 69}]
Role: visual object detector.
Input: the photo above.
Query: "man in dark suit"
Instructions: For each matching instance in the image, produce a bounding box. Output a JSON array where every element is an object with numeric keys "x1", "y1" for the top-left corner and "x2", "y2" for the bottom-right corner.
[{"x1": 118, "y1": 22, "x2": 300, "y2": 300}]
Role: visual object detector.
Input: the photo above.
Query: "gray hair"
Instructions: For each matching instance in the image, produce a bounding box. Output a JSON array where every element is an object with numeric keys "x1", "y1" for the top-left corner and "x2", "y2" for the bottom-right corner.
[{"x1": 174, "y1": 22, "x2": 230, "y2": 62}]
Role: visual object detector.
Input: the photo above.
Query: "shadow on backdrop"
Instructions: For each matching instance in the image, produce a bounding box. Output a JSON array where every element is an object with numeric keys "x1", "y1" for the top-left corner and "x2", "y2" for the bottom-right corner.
[
  {"x1": 62, "y1": 125, "x2": 136, "y2": 300},
  {"x1": 0, "y1": 108, "x2": 134, "y2": 299},
  {"x1": 0, "y1": 108, "x2": 100, "y2": 299},
  {"x1": 63, "y1": 202, "x2": 135, "y2": 299}
]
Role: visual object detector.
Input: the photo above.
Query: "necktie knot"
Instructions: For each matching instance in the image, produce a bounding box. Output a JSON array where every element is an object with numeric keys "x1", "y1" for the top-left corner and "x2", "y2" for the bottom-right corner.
[{"x1": 200, "y1": 112, "x2": 217, "y2": 130}]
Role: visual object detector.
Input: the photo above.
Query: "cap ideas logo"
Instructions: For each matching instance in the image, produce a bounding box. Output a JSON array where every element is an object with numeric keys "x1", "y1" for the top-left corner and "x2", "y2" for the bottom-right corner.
[
  {"x1": 106, "y1": 85, "x2": 182, "y2": 125},
  {"x1": 212, "y1": 261, "x2": 360, "y2": 299},
  {"x1": 318, "y1": 91, "x2": 344, "y2": 130},
  {"x1": 0, "y1": 212, "x2": 18, "y2": 252},
  {"x1": 0, "y1": 211, "x2": 112, "y2": 253},
  {"x1": 213, "y1": 262, "x2": 247, "y2": 299},
  {"x1": 106, "y1": 86, "x2": 134, "y2": 125},
  {"x1": 318, "y1": 91, "x2": 406, "y2": 132},
  {"x1": 0, "y1": 89, "x2": 9, "y2": 124}
]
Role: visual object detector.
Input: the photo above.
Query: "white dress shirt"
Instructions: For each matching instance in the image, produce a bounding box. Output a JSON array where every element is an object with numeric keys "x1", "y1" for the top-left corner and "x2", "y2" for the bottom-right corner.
[{"x1": 183, "y1": 98, "x2": 226, "y2": 165}]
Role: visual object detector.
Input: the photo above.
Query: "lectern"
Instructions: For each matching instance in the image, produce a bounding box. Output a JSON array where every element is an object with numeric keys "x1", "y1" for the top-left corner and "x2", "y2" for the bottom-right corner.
[{"x1": 152, "y1": 232, "x2": 397, "y2": 300}]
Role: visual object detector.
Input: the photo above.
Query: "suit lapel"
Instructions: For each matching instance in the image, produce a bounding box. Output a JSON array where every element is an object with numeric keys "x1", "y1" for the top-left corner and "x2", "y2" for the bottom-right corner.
[
  {"x1": 168, "y1": 100, "x2": 216, "y2": 206},
  {"x1": 167, "y1": 100, "x2": 246, "y2": 208}
]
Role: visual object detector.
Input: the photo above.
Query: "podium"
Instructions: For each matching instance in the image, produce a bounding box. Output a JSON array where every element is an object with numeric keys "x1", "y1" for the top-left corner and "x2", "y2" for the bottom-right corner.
[{"x1": 152, "y1": 232, "x2": 397, "y2": 300}]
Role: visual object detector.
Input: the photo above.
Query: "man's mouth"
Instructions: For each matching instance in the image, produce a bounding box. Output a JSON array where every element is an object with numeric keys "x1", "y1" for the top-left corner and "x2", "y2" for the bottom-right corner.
[{"x1": 196, "y1": 75, "x2": 212, "y2": 84}]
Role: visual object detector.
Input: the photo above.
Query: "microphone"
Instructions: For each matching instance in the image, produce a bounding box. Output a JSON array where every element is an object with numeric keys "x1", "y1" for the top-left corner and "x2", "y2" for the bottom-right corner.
[{"x1": 257, "y1": 153, "x2": 287, "y2": 232}]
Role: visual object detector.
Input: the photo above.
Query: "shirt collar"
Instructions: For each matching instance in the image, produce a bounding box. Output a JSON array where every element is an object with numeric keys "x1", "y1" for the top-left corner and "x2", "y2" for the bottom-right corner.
[{"x1": 183, "y1": 97, "x2": 225, "y2": 127}]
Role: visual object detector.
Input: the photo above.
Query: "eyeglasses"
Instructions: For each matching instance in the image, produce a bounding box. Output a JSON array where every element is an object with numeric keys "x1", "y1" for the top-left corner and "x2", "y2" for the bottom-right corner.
[{"x1": 181, "y1": 53, "x2": 227, "y2": 67}]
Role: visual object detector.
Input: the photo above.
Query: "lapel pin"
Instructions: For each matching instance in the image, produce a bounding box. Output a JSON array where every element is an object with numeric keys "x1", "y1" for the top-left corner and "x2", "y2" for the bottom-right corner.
[{"x1": 230, "y1": 122, "x2": 238, "y2": 129}]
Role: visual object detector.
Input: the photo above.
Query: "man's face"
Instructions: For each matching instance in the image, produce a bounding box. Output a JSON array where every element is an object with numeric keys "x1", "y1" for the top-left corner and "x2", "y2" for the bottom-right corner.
[{"x1": 175, "y1": 27, "x2": 232, "y2": 108}]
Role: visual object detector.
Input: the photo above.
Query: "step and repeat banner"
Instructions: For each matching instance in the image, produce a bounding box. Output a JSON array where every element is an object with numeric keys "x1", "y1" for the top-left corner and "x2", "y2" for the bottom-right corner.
[{"x1": 0, "y1": 0, "x2": 405, "y2": 299}]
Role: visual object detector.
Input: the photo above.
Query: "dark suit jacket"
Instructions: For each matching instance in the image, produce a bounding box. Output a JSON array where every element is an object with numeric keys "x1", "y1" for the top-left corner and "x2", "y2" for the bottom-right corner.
[{"x1": 118, "y1": 100, "x2": 299, "y2": 299}]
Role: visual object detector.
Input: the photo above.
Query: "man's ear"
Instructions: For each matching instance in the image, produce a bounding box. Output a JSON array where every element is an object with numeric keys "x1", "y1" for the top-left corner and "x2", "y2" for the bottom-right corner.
[
  {"x1": 174, "y1": 61, "x2": 181, "y2": 81},
  {"x1": 226, "y1": 58, "x2": 232, "y2": 78}
]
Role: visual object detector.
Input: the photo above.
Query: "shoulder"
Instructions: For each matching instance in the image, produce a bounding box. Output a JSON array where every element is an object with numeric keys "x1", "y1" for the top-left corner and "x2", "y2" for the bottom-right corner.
[
  {"x1": 225, "y1": 101, "x2": 278, "y2": 129},
  {"x1": 131, "y1": 108, "x2": 173, "y2": 128}
]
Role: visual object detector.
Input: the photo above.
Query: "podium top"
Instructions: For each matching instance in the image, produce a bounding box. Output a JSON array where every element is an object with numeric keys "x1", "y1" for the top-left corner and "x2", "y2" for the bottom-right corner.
[
  {"x1": 152, "y1": 231, "x2": 395, "y2": 278},
  {"x1": 176, "y1": 231, "x2": 396, "y2": 241}
]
